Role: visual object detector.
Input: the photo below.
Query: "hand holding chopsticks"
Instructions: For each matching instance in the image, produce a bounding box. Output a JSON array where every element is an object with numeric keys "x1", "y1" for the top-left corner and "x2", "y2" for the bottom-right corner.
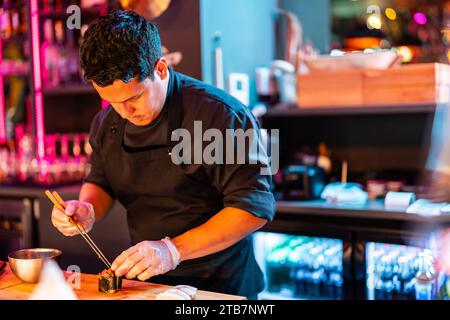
[{"x1": 45, "y1": 190, "x2": 112, "y2": 269}]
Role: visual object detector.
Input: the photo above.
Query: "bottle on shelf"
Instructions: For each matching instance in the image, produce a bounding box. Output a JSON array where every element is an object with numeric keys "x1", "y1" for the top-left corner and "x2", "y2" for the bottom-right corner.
[
  {"x1": 414, "y1": 251, "x2": 436, "y2": 300},
  {"x1": 0, "y1": 6, "x2": 12, "y2": 39},
  {"x1": 65, "y1": 27, "x2": 81, "y2": 84},
  {"x1": 41, "y1": 19, "x2": 60, "y2": 88},
  {"x1": 19, "y1": 6, "x2": 27, "y2": 35},
  {"x1": 58, "y1": 133, "x2": 71, "y2": 184},
  {"x1": 16, "y1": 128, "x2": 36, "y2": 184},
  {"x1": 10, "y1": 8, "x2": 19, "y2": 35},
  {"x1": 54, "y1": 19, "x2": 70, "y2": 85}
]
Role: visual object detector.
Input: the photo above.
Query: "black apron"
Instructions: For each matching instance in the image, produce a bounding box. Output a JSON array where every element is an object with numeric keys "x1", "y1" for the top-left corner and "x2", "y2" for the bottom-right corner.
[{"x1": 100, "y1": 76, "x2": 264, "y2": 298}]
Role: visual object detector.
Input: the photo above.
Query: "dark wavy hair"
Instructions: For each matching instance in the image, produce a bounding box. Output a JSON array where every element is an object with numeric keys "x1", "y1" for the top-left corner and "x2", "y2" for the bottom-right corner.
[{"x1": 80, "y1": 10, "x2": 163, "y2": 87}]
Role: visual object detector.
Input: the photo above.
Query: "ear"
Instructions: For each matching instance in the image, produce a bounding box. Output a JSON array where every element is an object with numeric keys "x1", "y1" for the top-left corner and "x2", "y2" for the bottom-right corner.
[{"x1": 155, "y1": 58, "x2": 169, "y2": 80}]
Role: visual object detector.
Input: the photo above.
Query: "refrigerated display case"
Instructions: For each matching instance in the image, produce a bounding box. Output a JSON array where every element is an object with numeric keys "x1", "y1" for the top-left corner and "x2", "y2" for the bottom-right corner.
[
  {"x1": 253, "y1": 232, "x2": 344, "y2": 300},
  {"x1": 365, "y1": 242, "x2": 450, "y2": 300}
]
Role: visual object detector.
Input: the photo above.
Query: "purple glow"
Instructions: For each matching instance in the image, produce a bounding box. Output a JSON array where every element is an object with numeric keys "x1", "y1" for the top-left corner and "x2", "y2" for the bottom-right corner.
[
  {"x1": 30, "y1": 0, "x2": 45, "y2": 159},
  {"x1": 414, "y1": 12, "x2": 427, "y2": 25},
  {"x1": 0, "y1": 39, "x2": 6, "y2": 144}
]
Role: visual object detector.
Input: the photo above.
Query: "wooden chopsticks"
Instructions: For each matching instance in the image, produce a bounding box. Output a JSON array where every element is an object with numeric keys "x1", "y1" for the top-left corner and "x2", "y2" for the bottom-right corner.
[{"x1": 44, "y1": 190, "x2": 112, "y2": 269}]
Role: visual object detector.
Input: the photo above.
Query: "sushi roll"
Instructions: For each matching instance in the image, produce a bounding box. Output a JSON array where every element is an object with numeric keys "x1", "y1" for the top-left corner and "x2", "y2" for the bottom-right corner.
[{"x1": 98, "y1": 269, "x2": 122, "y2": 294}]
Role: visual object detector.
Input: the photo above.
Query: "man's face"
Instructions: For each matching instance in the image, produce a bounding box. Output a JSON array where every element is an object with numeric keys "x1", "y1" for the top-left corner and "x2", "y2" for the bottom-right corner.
[{"x1": 93, "y1": 61, "x2": 168, "y2": 126}]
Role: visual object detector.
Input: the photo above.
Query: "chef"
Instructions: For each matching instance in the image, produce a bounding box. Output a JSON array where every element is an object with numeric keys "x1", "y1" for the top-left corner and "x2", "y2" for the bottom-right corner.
[{"x1": 50, "y1": 10, "x2": 276, "y2": 299}]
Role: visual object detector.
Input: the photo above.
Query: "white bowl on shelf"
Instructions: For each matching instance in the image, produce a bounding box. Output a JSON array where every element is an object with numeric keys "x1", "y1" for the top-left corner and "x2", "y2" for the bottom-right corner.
[{"x1": 304, "y1": 51, "x2": 401, "y2": 72}]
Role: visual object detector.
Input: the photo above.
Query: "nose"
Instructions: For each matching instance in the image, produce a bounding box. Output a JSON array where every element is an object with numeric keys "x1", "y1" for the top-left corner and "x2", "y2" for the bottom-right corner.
[{"x1": 120, "y1": 103, "x2": 136, "y2": 118}]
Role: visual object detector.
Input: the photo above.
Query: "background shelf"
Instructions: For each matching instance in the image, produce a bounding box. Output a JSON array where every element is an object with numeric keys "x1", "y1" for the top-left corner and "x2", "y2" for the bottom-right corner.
[
  {"x1": 42, "y1": 84, "x2": 96, "y2": 96},
  {"x1": 264, "y1": 103, "x2": 437, "y2": 117}
]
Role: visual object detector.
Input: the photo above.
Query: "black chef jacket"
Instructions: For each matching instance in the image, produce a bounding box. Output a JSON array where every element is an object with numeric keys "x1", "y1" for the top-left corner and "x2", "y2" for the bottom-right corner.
[{"x1": 84, "y1": 70, "x2": 276, "y2": 299}]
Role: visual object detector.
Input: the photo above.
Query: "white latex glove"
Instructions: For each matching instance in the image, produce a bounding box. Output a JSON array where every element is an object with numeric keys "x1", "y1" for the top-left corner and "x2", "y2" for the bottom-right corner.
[
  {"x1": 111, "y1": 237, "x2": 180, "y2": 281},
  {"x1": 51, "y1": 200, "x2": 95, "y2": 237}
]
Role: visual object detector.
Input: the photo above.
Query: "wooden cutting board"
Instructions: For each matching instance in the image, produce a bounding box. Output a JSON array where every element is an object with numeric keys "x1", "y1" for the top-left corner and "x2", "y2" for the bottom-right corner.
[{"x1": 0, "y1": 263, "x2": 245, "y2": 300}]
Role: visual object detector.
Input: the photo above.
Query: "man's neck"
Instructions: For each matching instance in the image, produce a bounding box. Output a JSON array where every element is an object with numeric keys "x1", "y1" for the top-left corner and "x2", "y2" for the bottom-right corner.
[{"x1": 160, "y1": 69, "x2": 171, "y2": 111}]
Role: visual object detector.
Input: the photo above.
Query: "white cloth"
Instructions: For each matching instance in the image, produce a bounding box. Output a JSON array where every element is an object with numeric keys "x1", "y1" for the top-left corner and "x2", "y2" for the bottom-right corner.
[
  {"x1": 156, "y1": 285, "x2": 198, "y2": 300},
  {"x1": 321, "y1": 182, "x2": 368, "y2": 205},
  {"x1": 29, "y1": 260, "x2": 77, "y2": 300}
]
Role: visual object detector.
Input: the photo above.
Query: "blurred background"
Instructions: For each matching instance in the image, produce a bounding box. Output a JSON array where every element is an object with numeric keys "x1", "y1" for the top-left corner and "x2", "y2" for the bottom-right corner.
[{"x1": 2, "y1": 0, "x2": 450, "y2": 300}]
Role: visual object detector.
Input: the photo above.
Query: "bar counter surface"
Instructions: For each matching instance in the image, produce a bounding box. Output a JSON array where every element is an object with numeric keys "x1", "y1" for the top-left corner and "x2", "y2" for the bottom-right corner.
[
  {"x1": 2, "y1": 185, "x2": 450, "y2": 246},
  {"x1": 0, "y1": 262, "x2": 245, "y2": 300},
  {"x1": 264, "y1": 199, "x2": 450, "y2": 247},
  {"x1": 276, "y1": 199, "x2": 450, "y2": 223}
]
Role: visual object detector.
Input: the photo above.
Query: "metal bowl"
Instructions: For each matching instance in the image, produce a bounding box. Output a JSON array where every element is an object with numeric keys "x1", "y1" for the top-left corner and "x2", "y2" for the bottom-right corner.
[{"x1": 8, "y1": 248, "x2": 62, "y2": 283}]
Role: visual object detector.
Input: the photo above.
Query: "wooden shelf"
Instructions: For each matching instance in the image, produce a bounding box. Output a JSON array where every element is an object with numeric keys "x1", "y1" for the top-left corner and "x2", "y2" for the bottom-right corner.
[
  {"x1": 42, "y1": 84, "x2": 96, "y2": 96},
  {"x1": 264, "y1": 103, "x2": 437, "y2": 117}
]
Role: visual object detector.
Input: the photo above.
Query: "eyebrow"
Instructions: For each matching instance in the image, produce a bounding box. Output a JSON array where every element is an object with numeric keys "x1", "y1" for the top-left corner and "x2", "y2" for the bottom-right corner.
[{"x1": 107, "y1": 89, "x2": 145, "y2": 104}]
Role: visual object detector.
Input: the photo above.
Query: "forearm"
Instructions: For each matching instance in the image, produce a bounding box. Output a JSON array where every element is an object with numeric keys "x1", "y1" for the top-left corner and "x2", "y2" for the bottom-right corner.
[
  {"x1": 172, "y1": 207, "x2": 267, "y2": 263},
  {"x1": 79, "y1": 182, "x2": 114, "y2": 221}
]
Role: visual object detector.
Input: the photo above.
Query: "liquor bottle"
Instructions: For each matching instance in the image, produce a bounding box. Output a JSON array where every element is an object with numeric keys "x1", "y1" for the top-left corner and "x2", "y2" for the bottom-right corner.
[
  {"x1": 41, "y1": 19, "x2": 60, "y2": 87},
  {"x1": 19, "y1": 6, "x2": 27, "y2": 35},
  {"x1": 414, "y1": 252, "x2": 436, "y2": 300},
  {"x1": 65, "y1": 29, "x2": 80, "y2": 84},
  {"x1": 11, "y1": 8, "x2": 19, "y2": 36},
  {"x1": 54, "y1": 20, "x2": 69, "y2": 85},
  {"x1": 0, "y1": 6, "x2": 12, "y2": 39},
  {"x1": 59, "y1": 134, "x2": 71, "y2": 184}
]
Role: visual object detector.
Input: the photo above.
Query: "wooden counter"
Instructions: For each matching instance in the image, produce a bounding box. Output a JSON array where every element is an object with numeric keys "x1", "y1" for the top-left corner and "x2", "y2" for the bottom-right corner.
[{"x1": 0, "y1": 263, "x2": 245, "y2": 300}]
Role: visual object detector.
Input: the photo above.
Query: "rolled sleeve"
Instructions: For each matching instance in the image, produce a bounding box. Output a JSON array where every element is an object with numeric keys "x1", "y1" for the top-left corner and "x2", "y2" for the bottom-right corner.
[{"x1": 220, "y1": 165, "x2": 276, "y2": 221}]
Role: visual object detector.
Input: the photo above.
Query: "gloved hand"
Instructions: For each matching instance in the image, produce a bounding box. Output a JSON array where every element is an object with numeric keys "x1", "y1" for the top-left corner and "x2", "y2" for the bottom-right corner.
[
  {"x1": 51, "y1": 200, "x2": 95, "y2": 237},
  {"x1": 111, "y1": 237, "x2": 180, "y2": 281}
]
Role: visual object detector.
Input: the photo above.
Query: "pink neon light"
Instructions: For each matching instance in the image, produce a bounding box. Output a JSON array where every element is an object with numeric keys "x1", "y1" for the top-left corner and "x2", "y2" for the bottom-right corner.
[
  {"x1": 0, "y1": 39, "x2": 6, "y2": 144},
  {"x1": 30, "y1": 0, "x2": 45, "y2": 159},
  {"x1": 101, "y1": 99, "x2": 109, "y2": 109},
  {"x1": 413, "y1": 12, "x2": 427, "y2": 25},
  {"x1": 0, "y1": 77, "x2": 5, "y2": 145},
  {"x1": 35, "y1": 92, "x2": 45, "y2": 158}
]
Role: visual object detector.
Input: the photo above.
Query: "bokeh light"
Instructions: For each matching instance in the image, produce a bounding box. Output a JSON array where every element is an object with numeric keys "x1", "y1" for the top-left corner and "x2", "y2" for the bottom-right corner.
[
  {"x1": 385, "y1": 8, "x2": 397, "y2": 20},
  {"x1": 413, "y1": 12, "x2": 428, "y2": 25},
  {"x1": 397, "y1": 46, "x2": 414, "y2": 63},
  {"x1": 367, "y1": 15, "x2": 382, "y2": 29}
]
